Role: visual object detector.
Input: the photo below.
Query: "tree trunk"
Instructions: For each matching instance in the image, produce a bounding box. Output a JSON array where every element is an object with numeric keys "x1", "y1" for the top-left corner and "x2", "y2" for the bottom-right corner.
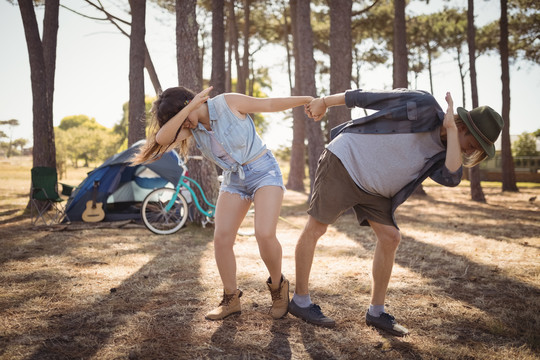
[
  {"x1": 327, "y1": 0, "x2": 352, "y2": 140},
  {"x1": 227, "y1": 0, "x2": 242, "y2": 93},
  {"x1": 427, "y1": 48, "x2": 433, "y2": 94},
  {"x1": 211, "y1": 0, "x2": 226, "y2": 96},
  {"x1": 43, "y1": 0, "x2": 59, "y2": 127},
  {"x1": 78, "y1": 0, "x2": 162, "y2": 95},
  {"x1": 499, "y1": 0, "x2": 518, "y2": 192},
  {"x1": 236, "y1": 0, "x2": 251, "y2": 95},
  {"x1": 282, "y1": 3, "x2": 294, "y2": 94},
  {"x1": 144, "y1": 44, "x2": 162, "y2": 94},
  {"x1": 286, "y1": 0, "x2": 306, "y2": 192},
  {"x1": 177, "y1": 0, "x2": 220, "y2": 224},
  {"x1": 467, "y1": 0, "x2": 486, "y2": 202},
  {"x1": 456, "y1": 48, "x2": 466, "y2": 108},
  {"x1": 177, "y1": 0, "x2": 202, "y2": 92},
  {"x1": 19, "y1": 0, "x2": 59, "y2": 169},
  {"x1": 392, "y1": 0, "x2": 408, "y2": 89},
  {"x1": 296, "y1": 0, "x2": 324, "y2": 197},
  {"x1": 128, "y1": 0, "x2": 147, "y2": 147},
  {"x1": 393, "y1": 0, "x2": 423, "y2": 196},
  {"x1": 19, "y1": 0, "x2": 59, "y2": 210},
  {"x1": 225, "y1": 0, "x2": 234, "y2": 92}
]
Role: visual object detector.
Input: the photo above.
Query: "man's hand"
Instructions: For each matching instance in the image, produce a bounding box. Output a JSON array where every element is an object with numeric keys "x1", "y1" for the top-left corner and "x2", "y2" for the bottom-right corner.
[
  {"x1": 443, "y1": 92, "x2": 457, "y2": 131},
  {"x1": 304, "y1": 97, "x2": 327, "y2": 121}
]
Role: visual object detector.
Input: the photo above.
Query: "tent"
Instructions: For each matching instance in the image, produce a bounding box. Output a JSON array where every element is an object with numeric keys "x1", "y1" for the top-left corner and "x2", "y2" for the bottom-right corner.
[{"x1": 64, "y1": 140, "x2": 189, "y2": 222}]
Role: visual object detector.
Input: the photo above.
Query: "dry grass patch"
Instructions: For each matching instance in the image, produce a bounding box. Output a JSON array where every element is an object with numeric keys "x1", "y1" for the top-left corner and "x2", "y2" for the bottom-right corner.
[{"x1": 0, "y1": 157, "x2": 539, "y2": 359}]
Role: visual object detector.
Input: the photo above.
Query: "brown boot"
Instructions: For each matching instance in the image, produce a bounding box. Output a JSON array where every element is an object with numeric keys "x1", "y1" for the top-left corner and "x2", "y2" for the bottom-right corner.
[
  {"x1": 266, "y1": 275, "x2": 289, "y2": 319},
  {"x1": 205, "y1": 289, "x2": 243, "y2": 320}
]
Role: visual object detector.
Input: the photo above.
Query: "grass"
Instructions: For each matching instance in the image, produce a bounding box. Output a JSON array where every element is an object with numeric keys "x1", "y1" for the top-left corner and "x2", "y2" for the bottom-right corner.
[{"x1": 0, "y1": 156, "x2": 539, "y2": 359}]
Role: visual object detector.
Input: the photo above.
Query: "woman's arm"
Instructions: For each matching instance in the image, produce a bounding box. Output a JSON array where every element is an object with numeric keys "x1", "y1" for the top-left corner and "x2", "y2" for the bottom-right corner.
[
  {"x1": 155, "y1": 87, "x2": 212, "y2": 145},
  {"x1": 223, "y1": 93, "x2": 313, "y2": 117},
  {"x1": 443, "y1": 92, "x2": 462, "y2": 173},
  {"x1": 305, "y1": 93, "x2": 346, "y2": 121}
]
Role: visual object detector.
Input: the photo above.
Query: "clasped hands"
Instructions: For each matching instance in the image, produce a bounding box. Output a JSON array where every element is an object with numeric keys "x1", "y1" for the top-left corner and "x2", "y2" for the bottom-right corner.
[{"x1": 304, "y1": 97, "x2": 327, "y2": 121}]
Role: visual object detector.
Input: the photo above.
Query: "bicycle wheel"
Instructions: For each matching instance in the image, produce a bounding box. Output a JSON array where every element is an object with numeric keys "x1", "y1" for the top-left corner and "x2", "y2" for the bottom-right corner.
[{"x1": 141, "y1": 188, "x2": 189, "y2": 235}]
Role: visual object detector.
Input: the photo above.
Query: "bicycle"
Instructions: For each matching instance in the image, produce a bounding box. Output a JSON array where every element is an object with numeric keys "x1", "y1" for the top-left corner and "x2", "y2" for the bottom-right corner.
[{"x1": 141, "y1": 162, "x2": 216, "y2": 235}]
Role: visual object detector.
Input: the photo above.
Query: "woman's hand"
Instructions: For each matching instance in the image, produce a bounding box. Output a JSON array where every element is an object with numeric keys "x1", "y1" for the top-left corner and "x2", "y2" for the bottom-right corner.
[
  {"x1": 443, "y1": 92, "x2": 457, "y2": 131},
  {"x1": 191, "y1": 86, "x2": 213, "y2": 108},
  {"x1": 305, "y1": 97, "x2": 327, "y2": 121}
]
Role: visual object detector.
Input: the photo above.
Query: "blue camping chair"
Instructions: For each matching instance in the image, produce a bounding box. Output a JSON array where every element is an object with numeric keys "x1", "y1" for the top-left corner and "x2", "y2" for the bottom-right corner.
[{"x1": 30, "y1": 167, "x2": 74, "y2": 225}]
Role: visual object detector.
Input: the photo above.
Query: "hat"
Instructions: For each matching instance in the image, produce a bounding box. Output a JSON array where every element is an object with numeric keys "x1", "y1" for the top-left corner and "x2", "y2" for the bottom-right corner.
[{"x1": 457, "y1": 106, "x2": 504, "y2": 158}]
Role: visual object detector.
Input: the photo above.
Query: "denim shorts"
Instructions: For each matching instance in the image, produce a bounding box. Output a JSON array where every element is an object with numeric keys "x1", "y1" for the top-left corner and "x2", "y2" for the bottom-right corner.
[{"x1": 220, "y1": 151, "x2": 285, "y2": 201}]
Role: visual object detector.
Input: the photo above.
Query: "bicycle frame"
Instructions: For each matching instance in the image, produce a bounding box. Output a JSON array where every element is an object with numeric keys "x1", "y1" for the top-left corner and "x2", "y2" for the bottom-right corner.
[{"x1": 165, "y1": 171, "x2": 216, "y2": 219}]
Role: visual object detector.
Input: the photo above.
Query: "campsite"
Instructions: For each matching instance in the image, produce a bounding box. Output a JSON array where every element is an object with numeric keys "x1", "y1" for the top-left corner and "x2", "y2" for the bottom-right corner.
[
  {"x1": 2, "y1": 0, "x2": 539, "y2": 359},
  {"x1": 63, "y1": 141, "x2": 187, "y2": 224},
  {"x1": 1, "y1": 155, "x2": 539, "y2": 359}
]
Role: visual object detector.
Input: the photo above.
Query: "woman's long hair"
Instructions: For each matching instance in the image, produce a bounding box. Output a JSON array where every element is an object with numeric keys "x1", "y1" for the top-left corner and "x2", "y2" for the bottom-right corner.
[
  {"x1": 131, "y1": 87, "x2": 197, "y2": 164},
  {"x1": 454, "y1": 115, "x2": 488, "y2": 167}
]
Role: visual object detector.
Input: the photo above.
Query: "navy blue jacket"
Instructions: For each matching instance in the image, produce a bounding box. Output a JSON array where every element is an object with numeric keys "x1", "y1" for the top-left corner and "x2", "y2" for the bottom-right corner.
[{"x1": 330, "y1": 89, "x2": 463, "y2": 227}]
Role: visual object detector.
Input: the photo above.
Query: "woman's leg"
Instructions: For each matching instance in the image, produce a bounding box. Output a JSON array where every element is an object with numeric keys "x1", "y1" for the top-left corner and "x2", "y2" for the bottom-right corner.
[
  {"x1": 253, "y1": 185, "x2": 284, "y2": 284},
  {"x1": 213, "y1": 191, "x2": 251, "y2": 293}
]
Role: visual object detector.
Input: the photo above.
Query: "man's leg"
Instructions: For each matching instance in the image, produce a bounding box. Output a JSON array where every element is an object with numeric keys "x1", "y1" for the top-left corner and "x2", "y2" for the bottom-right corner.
[
  {"x1": 365, "y1": 220, "x2": 409, "y2": 336},
  {"x1": 369, "y1": 221, "x2": 401, "y2": 306},
  {"x1": 288, "y1": 215, "x2": 335, "y2": 327},
  {"x1": 294, "y1": 215, "x2": 328, "y2": 295}
]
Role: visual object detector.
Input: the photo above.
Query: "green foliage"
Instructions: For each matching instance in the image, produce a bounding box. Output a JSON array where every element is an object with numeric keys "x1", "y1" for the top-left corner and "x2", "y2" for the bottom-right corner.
[
  {"x1": 476, "y1": 0, "x2": 539, "y2": 63},
  {"x1": 0, "y1": 119, "x2": 19, "y2": 127},
  {"x1": 55, "y1": 116, "x2": 121, "y2": 168},
  {"x1": 513, "y1": 132, "x2": 539, "y2": 156},
  {"x1": 273, "y1": 144, "x2": 291, "y2": 162},
  {"x1": 58, "y1": 115, "x2": 106, "y2": 131},
  {"x1": 0, "y1": 119, "x2": 21, "y2": 157},
  {"x1": 12, "y1": 138, "x2": 28, "y2": 152},
  {"x1": 508, "y1": 0, "x2": 540, "y2": 64}
]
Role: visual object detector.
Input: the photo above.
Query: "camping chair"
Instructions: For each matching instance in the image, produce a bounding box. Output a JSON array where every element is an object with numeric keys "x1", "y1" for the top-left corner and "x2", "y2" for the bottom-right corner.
[{"x1": 30, "y1": 166, "x2": 74, "y2": 225}]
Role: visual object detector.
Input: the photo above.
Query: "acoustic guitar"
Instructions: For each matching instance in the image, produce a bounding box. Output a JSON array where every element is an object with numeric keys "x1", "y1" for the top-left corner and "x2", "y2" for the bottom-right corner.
[{"x1": 82, "y1": 180, "x2": 105, "y2": 222}]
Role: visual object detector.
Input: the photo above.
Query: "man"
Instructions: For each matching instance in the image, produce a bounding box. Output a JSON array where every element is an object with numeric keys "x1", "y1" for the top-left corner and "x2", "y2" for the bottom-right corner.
[{"x1": 287, "y1": 88, "x2": 503, "y2": 336}]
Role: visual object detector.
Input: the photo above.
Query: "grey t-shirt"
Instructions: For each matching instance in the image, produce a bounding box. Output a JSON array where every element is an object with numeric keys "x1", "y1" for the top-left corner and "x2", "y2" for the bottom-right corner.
[{"x1": 327, "y1": 129, "x2": 445, "y2": 198}]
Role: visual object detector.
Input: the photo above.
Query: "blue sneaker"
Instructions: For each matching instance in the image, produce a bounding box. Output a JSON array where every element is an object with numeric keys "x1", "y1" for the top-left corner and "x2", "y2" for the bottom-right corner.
[
  {"x1": 365, "y1": 311, "x2": 409, "y2": 336},
  {"x1": 288, "y1": 300, "x2": 335, "y2": 327}
]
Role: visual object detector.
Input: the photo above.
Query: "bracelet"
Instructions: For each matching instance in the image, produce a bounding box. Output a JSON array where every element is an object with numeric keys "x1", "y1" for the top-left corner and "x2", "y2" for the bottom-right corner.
[{"x1": 322, "y1": 97, "x2": 327, "y2": 107}]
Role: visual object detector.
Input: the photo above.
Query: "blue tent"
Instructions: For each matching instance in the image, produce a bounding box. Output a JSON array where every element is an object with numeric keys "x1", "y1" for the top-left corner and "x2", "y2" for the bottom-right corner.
[{"x1": 64, "y1": 140, "x2": 185, "y2": 222}]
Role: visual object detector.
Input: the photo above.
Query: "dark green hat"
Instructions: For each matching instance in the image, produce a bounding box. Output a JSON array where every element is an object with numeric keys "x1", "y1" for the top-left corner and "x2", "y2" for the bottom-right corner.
[{"x1": 457, "y1": 106, "x2": 504, "y2": 158}]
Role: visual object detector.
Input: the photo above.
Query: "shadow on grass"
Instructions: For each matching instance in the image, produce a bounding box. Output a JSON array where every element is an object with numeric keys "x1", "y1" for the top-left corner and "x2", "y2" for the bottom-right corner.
[
  {"x1": 10, "y1": 226, "x2": 215, "y2": 360},
  {"x1": 400, "y1": 196, "x2": 540, "y2": 245},
  {"x1": 0, "y1": 213, "x2": 27, "y2": 226},
  {"x1": 331, "y1": 212, "x2": 540, "y2": 353}
]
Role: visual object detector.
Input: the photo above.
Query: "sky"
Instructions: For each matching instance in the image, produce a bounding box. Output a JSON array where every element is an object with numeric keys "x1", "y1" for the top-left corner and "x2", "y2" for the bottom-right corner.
[{"x1": 1, "y1": 0, "x2": 538, "y2": 151}]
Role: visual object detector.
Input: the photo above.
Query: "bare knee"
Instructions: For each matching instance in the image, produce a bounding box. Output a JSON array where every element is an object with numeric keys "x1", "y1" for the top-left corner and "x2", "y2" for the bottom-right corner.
[
  {"x1": 213, "y1": 229, "x2": 236, "y2": 252},
  {"x1": 302, "y1": 216, "x2": 328, "y2": 243},
  {"x1": 376, "y1": 227, "x2": 401, "y2": 250},
  {"x1": 254, "y1": 228, "x2": 276, "y2": 243}
]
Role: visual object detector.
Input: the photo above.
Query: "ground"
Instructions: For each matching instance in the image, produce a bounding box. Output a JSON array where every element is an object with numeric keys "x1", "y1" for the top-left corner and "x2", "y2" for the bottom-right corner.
[{"x1": 0, "y1": 157, "x2": 539, "y2": 359}]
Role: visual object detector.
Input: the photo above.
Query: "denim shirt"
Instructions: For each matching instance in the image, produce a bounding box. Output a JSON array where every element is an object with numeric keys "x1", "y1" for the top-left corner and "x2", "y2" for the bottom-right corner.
[
  {"x1": 330, "y1": 89, "x2": 463, "y2": 227},
  {"x1": 191, "y1": 94, "x2": 266, "y2": 180}
]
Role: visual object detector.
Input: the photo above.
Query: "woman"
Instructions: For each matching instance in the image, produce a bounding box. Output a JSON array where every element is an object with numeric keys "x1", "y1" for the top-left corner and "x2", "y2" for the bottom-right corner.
[{"x1": 133, "y1": 86, "x2": 313, "y2": 320}]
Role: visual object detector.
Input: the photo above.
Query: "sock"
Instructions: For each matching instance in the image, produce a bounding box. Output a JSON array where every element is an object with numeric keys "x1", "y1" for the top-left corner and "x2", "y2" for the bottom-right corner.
[
  {"x1": 292, "y1": 293, "x2": 312, "y2": 308},
  {"x1": 368, "y1": 304, "x2": 385, "y2": 317}
]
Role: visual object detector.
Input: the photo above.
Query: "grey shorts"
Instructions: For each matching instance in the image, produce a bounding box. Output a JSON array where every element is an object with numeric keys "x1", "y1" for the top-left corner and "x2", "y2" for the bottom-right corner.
[{"x1": 307, "y1": 149, "x2": 396, "y2": 228}]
